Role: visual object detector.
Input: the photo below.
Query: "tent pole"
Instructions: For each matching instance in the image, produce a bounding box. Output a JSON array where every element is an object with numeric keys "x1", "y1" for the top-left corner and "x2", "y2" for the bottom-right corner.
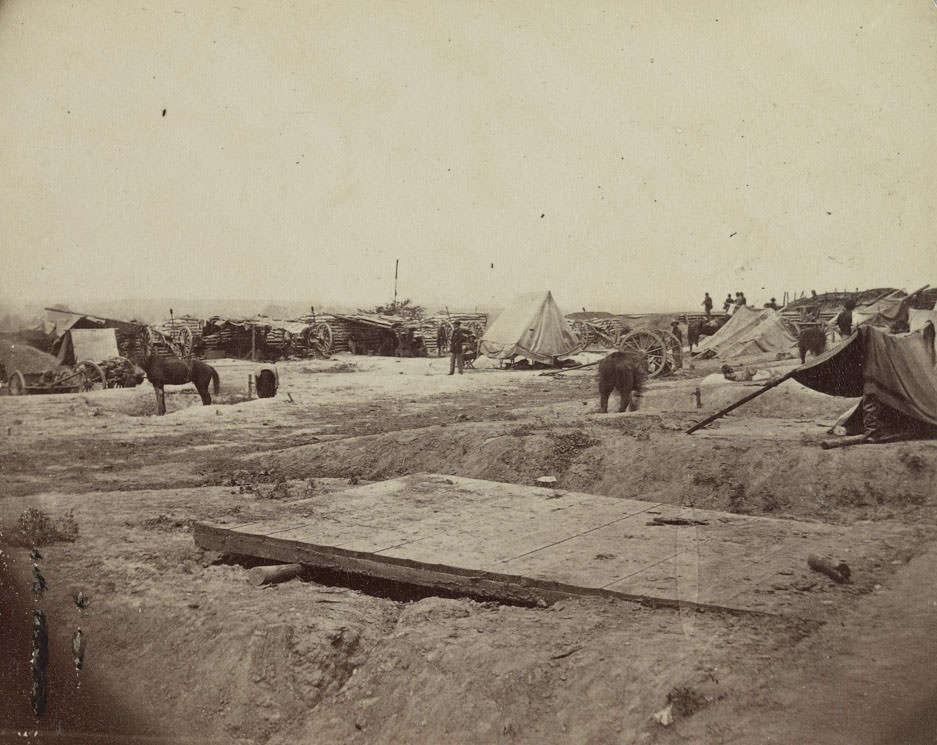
[
  {"x1": 539, "y1": 359, "x2": 602, "y2": 376},
  {"x1": 686, "y1": 371, "x2": 796, "y2": 434}
]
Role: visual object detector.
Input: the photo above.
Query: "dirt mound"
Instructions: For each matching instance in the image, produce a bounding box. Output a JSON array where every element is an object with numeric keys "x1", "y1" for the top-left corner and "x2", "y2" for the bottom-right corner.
[
  {"x1": 250, "y1": 414, "x2": 936, "y2": 524},
  {"x1": 1, "y1": 342, "x2": 60, "y2": 375}
]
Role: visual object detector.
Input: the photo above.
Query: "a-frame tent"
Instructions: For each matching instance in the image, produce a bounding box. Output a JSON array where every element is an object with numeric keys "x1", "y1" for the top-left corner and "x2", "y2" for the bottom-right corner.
[{"x1": 478, "y1": 291, "x2": 581, "y2": 364}]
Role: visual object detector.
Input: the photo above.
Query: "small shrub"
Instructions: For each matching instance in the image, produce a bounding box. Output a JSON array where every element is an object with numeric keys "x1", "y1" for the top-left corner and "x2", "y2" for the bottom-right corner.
[
  {"x1": 12, "y1": 508, "x2": 78, "y2": 547},
  {"x1": 667, "y1": 685, "x2": 711, "y2": 717}
]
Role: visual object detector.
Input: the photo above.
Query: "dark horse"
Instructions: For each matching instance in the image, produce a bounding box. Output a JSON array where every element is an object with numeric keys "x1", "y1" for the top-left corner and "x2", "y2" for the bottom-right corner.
[
  {"x1": 687, "y1": 316, "x2": 728, "y2": 352},
  {"x1": 141, "y1": 348, "x2": 220, "y2": 415},
  {"x1": 598, "y1": 351, "x2": 647, "y2": 413}
]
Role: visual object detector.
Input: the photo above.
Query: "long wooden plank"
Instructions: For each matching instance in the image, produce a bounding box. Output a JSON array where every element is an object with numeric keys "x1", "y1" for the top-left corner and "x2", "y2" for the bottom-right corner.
[{"x1": 192, "y1": 473, "x2": 874, "y2": 618}]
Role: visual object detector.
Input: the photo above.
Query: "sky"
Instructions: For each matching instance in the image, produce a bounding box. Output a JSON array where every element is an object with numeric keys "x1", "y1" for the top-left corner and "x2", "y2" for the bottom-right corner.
[{"x1": 1, "y1": 0, "x2": 935, "y2": 316}]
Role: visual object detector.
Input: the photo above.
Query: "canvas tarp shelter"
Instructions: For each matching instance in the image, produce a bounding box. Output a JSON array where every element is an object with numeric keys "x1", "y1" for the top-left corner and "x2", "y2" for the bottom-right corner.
[
  {"x1": 693, "y1": 306, "x2": 798, "y2": 359},
  {"x1": 479, "y1": 291, "x2": 581, "y2": 364},
  {"x1": 853, "y1": 292, "x2": 937, "y2": 333},
  {"x1": 791, "y1": 323, "x2": 937, "y2": 432},
  {"x1": 55, "y1": 328, "x2": 120, "y2": 367}
]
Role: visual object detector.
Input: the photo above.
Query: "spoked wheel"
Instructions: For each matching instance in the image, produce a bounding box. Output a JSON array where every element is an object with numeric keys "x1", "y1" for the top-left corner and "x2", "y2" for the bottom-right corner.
[
  {"x1": 177, "y1": 325, "x2": 194, "y2": 357},
  {"x1": 75, "y1": 360, "x2": 106, "y2": 392},
  {"x1": 314, "y1": 322, "x2": 333, "y2": 356},
  {"x1": 7, "y1": 370, "x2": 27, "y2": 395},
  {"x1": 619, "y1": 330, "x2": 668, "y2": 378}
]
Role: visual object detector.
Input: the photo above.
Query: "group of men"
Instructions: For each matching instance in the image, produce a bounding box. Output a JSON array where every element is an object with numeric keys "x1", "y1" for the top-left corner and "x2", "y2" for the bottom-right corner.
[
  {"x1": 701, "y1": 291, "x2": 780, "y2": 317},
  {"x1": 700, "y1": 291, "x2": 747, "y2": 317}
]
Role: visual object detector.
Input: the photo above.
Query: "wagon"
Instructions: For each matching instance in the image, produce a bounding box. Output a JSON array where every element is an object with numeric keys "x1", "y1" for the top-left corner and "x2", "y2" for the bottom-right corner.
[
  {"x1": 617, "y1": 328, "x2": 683, "y2": 378},
  {"x1": 6, "y1": 360, "x2": 107, "y2": 396},
  {"x1": 572, "y1": 318, "x2": 682, "y2": 378},
  {"x1": 6, "y1": 328, "x2": 142, "y2": 395}
]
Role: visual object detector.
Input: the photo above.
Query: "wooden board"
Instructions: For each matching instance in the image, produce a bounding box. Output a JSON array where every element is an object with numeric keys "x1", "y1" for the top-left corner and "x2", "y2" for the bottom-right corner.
[{"x1": 193, "y1": 473, "x2": 883, "y2": 617}]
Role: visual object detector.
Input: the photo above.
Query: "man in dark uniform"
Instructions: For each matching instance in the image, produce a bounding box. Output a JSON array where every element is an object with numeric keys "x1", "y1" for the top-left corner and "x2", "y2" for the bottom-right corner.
[
  {"x1": 670, "y1": 320, "x2": 683, "y2": 345},
  {"x1": 448, "y1": 320, "x2": 466, "y2": 375},
  {"x1": 723, "y1": 294, "x2": 734, "y2": 313},
  {"x1": 701, "y1": 293, "x2": 713, "y2": 319},
  {"x1": 834, "y1": 299, "x2": 856, "y2": 336}
]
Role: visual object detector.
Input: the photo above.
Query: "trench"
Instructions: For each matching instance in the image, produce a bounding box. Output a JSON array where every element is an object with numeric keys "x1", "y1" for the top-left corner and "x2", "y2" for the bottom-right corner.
[{"x1": 0, "y1": 544, "x2": 170, "y2": 744}]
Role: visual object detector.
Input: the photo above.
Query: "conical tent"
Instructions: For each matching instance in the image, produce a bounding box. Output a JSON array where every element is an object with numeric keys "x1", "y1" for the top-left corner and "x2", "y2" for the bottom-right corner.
[{"x1": 479, "y1": 291, "x2": 581, "y2": 364}]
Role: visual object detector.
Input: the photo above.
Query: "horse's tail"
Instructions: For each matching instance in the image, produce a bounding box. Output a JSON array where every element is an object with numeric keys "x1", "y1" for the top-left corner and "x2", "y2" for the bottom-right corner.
[{"x1": 211, "y1": 366, "x2": 220, "y2": 395}]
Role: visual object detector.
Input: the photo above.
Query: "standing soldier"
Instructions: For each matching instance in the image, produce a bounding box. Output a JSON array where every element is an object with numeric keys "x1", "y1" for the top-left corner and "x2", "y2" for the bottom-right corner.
[
  {"x1": 723, "y1": 294, "x2": 734, "y2": 313},
  {"x1": 670, "y1": 320, "x2": 683, "y2": 345},
  {"x1": 436, "y1": 324, "x2": 447, "y2": 357},
  {"x1": 448, "y1": 321, "x2": 466, "y2": 375},
  {"x1": 833, "y1": 298, "x2": 857, "y2": 337},
  {"x1": 701, "y1": 292, "x2": 713, "y2": 319}
]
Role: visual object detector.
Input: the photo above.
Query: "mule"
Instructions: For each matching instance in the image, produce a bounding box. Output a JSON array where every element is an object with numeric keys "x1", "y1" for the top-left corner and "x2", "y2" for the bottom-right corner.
[
  {"x1": 598, "y1": 351, "x2": 647, "y2": 413},
  {"x1": 141, "y1": 349, "x2": 220, "y2": 415}
]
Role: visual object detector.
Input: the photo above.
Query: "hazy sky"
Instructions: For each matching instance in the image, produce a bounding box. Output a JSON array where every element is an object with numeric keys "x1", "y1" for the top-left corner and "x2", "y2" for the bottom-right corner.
[{"x1": 1, "y1": 1, "x2": 935, "y2": 314}]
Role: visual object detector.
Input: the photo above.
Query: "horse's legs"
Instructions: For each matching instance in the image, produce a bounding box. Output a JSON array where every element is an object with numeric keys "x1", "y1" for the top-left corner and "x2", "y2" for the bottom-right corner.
[
  {"x1": 154, "y1": 385, "x2": 166, "y2": 416},
  {"x1": 196, "y1": 381, "x2": 211, "y2": 405},
  {"x1": 598, "y1": 382, "x2": 613, "y2": 413},
  {"x1": 618, "y1": 370, "x2": 633, "y2": 413}
]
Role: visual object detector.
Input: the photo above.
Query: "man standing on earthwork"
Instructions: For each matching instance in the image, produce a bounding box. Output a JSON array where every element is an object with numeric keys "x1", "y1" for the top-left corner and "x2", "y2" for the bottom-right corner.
[
  {"x1": 702, "y1": 292, "x2": 713, "y2": 318},
  {"x1": 448, "y1": 320, "x2": 466, "y2": 375}
]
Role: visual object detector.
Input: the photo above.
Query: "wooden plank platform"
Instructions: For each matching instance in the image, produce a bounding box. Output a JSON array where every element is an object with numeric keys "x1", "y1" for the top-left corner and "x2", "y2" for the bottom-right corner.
[{"x1": 193, "y1": 474, "x2": 880, "y2": 617}]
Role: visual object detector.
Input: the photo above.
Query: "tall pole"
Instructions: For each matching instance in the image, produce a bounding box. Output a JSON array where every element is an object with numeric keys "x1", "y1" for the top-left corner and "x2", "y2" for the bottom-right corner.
[{"x1": 393, "y1": 259, "x2": 399, "y2": 312}]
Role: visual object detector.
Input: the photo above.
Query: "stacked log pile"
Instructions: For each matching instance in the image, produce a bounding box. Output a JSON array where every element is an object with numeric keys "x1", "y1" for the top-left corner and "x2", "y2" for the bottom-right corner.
[{"x1": 425, "y1": 313, "x2": 488, "y2": 355}]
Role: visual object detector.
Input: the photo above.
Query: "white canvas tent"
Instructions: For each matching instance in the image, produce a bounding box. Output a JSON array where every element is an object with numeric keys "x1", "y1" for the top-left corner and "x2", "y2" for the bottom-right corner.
[
  {"x1": 693, "y1": 306, "x2": 798, "y2": 359},
  {"x1": 478, "y1": 291, "x2": 581, "y2": 364}
]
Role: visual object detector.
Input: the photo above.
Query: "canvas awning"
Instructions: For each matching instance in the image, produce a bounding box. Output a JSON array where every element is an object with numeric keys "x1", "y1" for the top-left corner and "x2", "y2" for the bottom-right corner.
[
  {"x1": 55, "y1": 328, "x2": 120, "y2": 367},
  {"x1": 792, "y1": 323, "x2": 937, "y2": 427}
]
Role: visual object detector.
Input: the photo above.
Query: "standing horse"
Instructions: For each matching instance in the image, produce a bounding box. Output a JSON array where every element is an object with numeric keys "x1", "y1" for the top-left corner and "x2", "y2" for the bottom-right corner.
[
  {"x1": 597, "y1": 351, "x2": 647, "y2": 413},
  {"x1": 141, "y1": 347, "x2": 220, "y2": 415},
  {"x1": 687, "y1": 316, "x2": 728, "y2": 352}
]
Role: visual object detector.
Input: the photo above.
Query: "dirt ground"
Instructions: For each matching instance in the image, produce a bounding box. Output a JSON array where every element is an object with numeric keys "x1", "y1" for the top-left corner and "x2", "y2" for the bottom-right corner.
[{"x1": 1, "y1": 350, "x2": 936, "y2": 745}]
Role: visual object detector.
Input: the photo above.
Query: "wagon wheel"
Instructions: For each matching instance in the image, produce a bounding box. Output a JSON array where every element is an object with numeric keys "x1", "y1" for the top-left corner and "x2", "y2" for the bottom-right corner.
[
  {"x1": 571, "y1": 321, "x2": 595, "y2": 347},
  {"x1": 314, "y1": 322, "x2": 333, "y2": 355},
  {"x1": 177, "y1": 325, "x2": 193, "y2": 357},
  {"x1": 619, "y1": 330, "x2": 668, "y2": 378},
  {"x1": 659, "y1": 330, "x2": 684, "y2": 373},
  {"x1": 76, "y1": 360, "x2": 106, "y2": 392},
  {"x1": 281, "y1": 329, "x2": 295, "y2": 357},
  {"x1": 7, "y1": 370, "x2": 27, "y2": 395}
]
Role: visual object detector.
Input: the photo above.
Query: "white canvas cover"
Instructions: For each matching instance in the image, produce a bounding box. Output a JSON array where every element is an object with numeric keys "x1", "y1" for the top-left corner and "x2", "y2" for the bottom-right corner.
[
  {"x1": 56, "y1": 328, "x2": 120, "y2": 366},
  {"x1": 479, "y1": 291, "x2": 581, "y2": 363},
  {"x1": 853, "y1": 292, "x2": 937, "y2": 332},
  {"x1": 693, "y1": 306, "x2": 798, "y2": 359}
]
